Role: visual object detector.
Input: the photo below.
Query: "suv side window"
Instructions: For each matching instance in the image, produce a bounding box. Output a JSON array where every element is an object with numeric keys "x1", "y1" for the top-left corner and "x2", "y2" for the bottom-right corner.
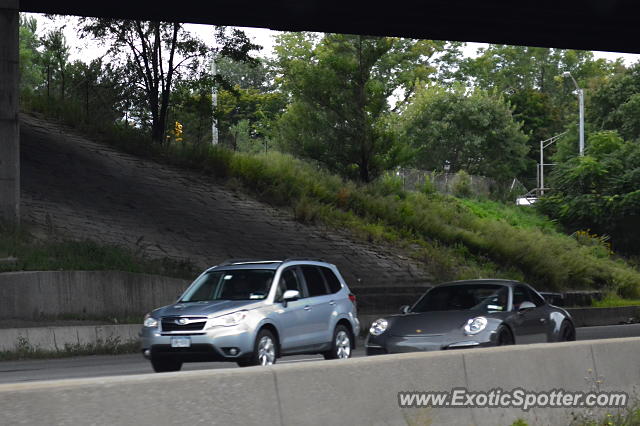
[
  {"x1": 301, "y1": 266, "x2": 329, "y2": 297},
  {"x1": 275, "y1": 268, "x2": 303, "y2": 301},
  {"x1": 320, "y1": 267, "x2": 342, "y2": 294}
]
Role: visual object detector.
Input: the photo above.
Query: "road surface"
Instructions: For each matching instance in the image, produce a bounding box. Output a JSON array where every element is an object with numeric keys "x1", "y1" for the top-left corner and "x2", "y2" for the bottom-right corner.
[{"x1": 1, "y1": 324, "x2": 638, "y2": 385}]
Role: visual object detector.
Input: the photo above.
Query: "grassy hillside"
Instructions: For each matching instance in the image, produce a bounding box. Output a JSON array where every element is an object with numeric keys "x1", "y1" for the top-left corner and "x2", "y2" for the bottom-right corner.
[
  {"x1": 13, "y1": 112, "x2": 640, "y2": 297},
  {"x1": 116, "y1": 138, "x2": 640, "y2": 297}
]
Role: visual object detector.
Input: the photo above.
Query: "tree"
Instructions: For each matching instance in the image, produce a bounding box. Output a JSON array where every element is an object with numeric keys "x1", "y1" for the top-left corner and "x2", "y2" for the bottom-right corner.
[
  {"x1": 78, "y1": 20, "x2": 259, "y2": 144},
  {"x1": 397, "y1": 86, "x2": 529, "y2": 181},
  {"x1": 588, "y1": 62, "x2": 640, "y2": 142},
  {"x1": 538, "y1": 131, "x2": 640, "y2": 254},
  {"x1": 41, "y1": 28, "x2": 70, "y2": 100},
  {"x1": 78, "y1": 20, "x2": 209, "y2": 143},
  {"x1": 18, "y1": 16, "x2": 43, "y2": 93},
  {"x1": 458, "y1": 45, "x2": 618, "y2": 181},
  {"x1": 274, "y1": 33, "x2": 455, "y2": 182}
]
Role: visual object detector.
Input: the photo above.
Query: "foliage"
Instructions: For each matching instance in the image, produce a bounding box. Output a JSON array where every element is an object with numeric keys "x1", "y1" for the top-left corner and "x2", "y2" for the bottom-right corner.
[
  {"x1": 396, "y1": 86, "x2": 529, "y2": 180},
  {"x1": 588, "y1": 62, "x2": 640, "y2": 142},
  {"x1": 273, "y1": 33, "x2": 456, "y2": 182},
  {"x1": 538, "y1": 131, "x2": 640, "y2": 256},
  {"x1": 458, "y1": 45, "x2": 620, "y2": 182},
  {"x1": 75, "y1": 127, "x2": 640, "y2": 296},
  {"x1": 452, "y1": 170, "x2": 473, "y2": 198}
]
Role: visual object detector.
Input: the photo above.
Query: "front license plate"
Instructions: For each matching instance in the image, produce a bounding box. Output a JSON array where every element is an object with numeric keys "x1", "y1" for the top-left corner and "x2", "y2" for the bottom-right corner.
[{"x1": 171, "y1": 337, "x2": 191, "y2": 348}]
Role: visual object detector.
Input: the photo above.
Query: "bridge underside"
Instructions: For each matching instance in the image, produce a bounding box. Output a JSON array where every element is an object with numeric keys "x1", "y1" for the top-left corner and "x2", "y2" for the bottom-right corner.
[{"x1": 1, "y1": 0, "x2": 639, "y2": 223}]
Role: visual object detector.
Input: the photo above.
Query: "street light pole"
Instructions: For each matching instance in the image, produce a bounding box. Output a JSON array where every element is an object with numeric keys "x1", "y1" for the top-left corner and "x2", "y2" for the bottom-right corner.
[
  {"x1": 563, "y1": 71, "x2": 584, "y2": 156},
  {"x1": 578, "y1": 87, "x2": 584, "y2": 156}
]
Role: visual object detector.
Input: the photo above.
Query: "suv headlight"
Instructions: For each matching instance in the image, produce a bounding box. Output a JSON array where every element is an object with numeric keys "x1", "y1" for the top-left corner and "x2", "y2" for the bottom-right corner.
[
  {"x1": 143, "y1": 314, "x2": 158, "y2": 328},
  {"x1": 207, "y1": 311, "x2": 248, "y2": 328},
  {"x1": 463, "y1": 317, "x2": 488, "y2": 335},
  {"x1": 369, "y1": 318, "x2": 388, "y2": 336}
]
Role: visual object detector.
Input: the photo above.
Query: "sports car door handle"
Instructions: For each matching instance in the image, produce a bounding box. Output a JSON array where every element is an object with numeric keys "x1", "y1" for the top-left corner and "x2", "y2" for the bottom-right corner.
[
  {"x1": 303, "y1": 305, "x2": 312, "y2": 311},
  {"x1": 329, "y1": 300, "x2": 336, "y2": 306},
  {"x1": 539, "y1": 318, "x2": 546, "y2": 323}
]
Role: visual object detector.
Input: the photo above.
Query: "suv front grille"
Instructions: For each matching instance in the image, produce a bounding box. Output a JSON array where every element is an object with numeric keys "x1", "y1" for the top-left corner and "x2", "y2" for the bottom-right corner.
[{"x1": 161, "y1": 316, "x2": 207, "y2": 332}]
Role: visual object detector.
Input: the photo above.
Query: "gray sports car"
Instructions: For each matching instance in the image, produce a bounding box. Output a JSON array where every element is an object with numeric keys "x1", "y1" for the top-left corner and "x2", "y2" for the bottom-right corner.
[{"x1": 365, "y1": 279, "x2": 575, "y2": 355}]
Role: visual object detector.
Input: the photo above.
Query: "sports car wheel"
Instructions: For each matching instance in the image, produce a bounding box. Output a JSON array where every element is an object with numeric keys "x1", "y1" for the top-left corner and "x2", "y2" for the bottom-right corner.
[
  {"x1": 496, "y1": 325, "x2": 514, "y2": 346},
  {"x1": 559, "y1": 320, "x2": 576, "y2": 342}
]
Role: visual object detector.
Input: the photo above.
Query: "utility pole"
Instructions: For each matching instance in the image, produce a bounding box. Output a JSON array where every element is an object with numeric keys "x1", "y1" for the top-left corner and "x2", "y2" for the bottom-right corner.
[
  {"x1": 210, "y1": 56, "x2": 218, "y2": 145},
  {"x1": 563, "y1": 72, "x2": 585, "y2": 156},
  {"x1": 539, "y1": 132, "x2": 567, "y2": 196}
]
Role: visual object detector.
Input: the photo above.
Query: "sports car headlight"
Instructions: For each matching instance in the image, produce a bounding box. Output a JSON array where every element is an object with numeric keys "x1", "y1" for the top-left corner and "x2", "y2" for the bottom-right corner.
[
  {"x1": 463, "y1": 316, "x2": 488, "y2": 335},
  {"x1": 207, "y1": 311, "x2": 248, "y2": 328},
  {"x1": 369, "y1": 318, "x2": 388, "y2": 336},
  {"x1": 143, "y1": 314, "x2": 158, "y2": 328}
]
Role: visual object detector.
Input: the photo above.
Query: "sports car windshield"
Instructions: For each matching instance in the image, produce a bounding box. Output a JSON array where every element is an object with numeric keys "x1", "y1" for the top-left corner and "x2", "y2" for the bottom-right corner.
[
  {"x1": 412, "y1": 284, "x2": 508, "y2": 313},
  {"x1": 180, "y1": 269, "x2": 275, "y2": 302}
]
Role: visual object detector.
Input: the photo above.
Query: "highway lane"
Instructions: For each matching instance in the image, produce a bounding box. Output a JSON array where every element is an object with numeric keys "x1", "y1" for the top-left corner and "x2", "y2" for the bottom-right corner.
[{"x1": 1, "y1": 323, "x2": 639, "y2": 385}]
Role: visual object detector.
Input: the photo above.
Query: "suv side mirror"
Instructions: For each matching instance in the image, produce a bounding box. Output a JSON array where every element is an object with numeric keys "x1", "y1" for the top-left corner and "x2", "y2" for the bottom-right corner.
[
  {"x1": 400, "y1": 305, "x2": 411, "y2": 314},
  {"x1": 518, "y1": 301, "x2": 536, "y2": 312},
  {"x1": 282, "y1": 290, "x2": 300, "y2": 307}
]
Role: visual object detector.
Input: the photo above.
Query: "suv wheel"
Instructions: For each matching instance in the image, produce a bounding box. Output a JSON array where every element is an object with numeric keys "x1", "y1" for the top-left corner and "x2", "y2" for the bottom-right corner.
[
  {"x1": 237, "y1": 329, "x2": 278, "y2": 367},
  {"x1": 151, "y1": 356, "x2": 183, "y2": 373},
  {"x1": 323, "y1": 325, "x2": 352, "y2": 360}
]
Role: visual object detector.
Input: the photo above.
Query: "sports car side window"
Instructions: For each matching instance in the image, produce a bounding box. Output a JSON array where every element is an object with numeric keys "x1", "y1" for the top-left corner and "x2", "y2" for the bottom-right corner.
[
  {"x1": 526, "y1": 287, "x2": 546, "y2": 307},
  {"x1": 512, "y1": 285, "x2": 529, "y2": 310}
]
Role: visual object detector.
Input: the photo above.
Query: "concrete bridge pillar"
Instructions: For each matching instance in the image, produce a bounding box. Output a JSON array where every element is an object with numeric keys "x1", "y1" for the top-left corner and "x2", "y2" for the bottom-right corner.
[{"x1": 0, "y1": 0, "x2": 19, "y2": 225}]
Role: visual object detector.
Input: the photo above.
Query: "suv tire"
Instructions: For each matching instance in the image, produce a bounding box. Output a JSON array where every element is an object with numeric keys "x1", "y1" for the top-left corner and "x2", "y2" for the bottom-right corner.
[
  {"x1": 323, "y1": 324, "x2": 352, "y2": 360},
  {"x1": 237, "y1": 329, "x2": 278, "y2": 367},
  {"x1": 151, "y1": 356, "x2": 183, "y2": 373}
]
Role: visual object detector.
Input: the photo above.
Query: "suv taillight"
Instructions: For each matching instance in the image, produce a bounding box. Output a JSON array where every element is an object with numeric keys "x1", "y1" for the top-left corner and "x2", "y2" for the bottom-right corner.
[{"x1": 348, "y1": 293, "x2": 357, "y2": 307}]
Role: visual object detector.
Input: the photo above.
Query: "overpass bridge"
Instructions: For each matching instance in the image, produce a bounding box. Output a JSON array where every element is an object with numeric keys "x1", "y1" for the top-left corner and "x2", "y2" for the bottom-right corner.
[{"x1": 1, "y1": 0, "x2": 639, "y2": 222}]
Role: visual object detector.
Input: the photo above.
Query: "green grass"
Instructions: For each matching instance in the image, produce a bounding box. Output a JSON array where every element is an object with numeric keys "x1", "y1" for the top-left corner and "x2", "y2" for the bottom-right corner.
[
  {"x1": 133, "y1": 142, "x2": 640, "y2": 296},
  {"x1": 20, "y1": 101, "x2": 640, "y2": 297},
  {"x1": 0, "y1": 335, "x2": 138, "y2": 361},
  {"x1": 592, "y1": 294, "x2": 640, "y2": 308},
  {"x1": 0, "y1": 224, "x2": 197, "y2": 279}
]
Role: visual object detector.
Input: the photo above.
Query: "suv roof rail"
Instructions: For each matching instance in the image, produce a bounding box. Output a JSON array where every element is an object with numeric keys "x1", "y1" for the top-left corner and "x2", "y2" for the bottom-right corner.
[
  {"x1": 217, "y1": 258, "x2": 283, "y2": 266},
  {"x1": 282, "y1": 257, "x2": 328, "y2": 264}
]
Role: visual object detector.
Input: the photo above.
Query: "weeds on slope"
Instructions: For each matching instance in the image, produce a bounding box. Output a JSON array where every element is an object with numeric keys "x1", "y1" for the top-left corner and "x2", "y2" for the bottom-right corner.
[
  {"x1": 18, "y1": 110, "x2": 640, "y2": 296},
  {"x1": 0, "y1": 223, "x2": 197, "y2": 279}
]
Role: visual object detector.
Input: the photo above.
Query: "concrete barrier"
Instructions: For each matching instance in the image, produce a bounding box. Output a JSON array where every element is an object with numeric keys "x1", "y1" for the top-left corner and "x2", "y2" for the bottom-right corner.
[
  {"x1": 568, "y1": 306, "x2": 640, "y2": 327},
  {"x1": 0, "y1": 271, "x2": 190, "y2": 320},
  {"x1": 0, "y1": 324, "x2": 139, "y2": 352},
  {"x1": 0, "y1": 337, "x2": 638, "y2": 425}
]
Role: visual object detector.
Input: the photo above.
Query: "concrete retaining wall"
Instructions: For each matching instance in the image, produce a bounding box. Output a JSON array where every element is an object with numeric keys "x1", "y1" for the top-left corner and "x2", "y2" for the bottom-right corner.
[
  {"x1": 0, "y1": 324, "x2": 140, "y2": 352},
  {"x1": 0, "y1": 271, "x2": 190, "y2": 320},
  {"x1": 0, "y1": 337, "x2": 638, "y2": 425}
]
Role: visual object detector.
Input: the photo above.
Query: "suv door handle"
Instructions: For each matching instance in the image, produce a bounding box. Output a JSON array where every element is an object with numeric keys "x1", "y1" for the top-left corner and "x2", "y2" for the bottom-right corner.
[
  {"x1": 303, "y1": 305, "x2": 312, "y2": 311},
  {"x1": 329, "y1": 300, "x2": 336, "y2": 306}
]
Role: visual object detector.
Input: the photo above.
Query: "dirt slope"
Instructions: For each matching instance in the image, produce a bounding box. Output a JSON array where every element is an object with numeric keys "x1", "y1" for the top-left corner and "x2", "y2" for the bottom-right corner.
[{"x1": 19, "y1": 113, "x2": 431, "y2": 293}]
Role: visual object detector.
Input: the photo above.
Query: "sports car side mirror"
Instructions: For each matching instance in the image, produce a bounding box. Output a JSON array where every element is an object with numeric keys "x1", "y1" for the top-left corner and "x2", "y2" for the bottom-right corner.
[
  {"x1": 400, "y1": 305, "x2": 411, "y2": 314},
  {"x1": 518, "y1": 301, "x2": 536, "y2": 311}
]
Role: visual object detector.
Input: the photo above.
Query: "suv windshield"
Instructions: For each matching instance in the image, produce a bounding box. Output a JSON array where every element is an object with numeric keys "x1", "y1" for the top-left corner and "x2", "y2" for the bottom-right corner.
[
  {"x1": 180, "y1": 269, "x2": 275, "y2": 302},
  {"x1": 412, "y1": 284, "x2": 508, "y2": 313}
]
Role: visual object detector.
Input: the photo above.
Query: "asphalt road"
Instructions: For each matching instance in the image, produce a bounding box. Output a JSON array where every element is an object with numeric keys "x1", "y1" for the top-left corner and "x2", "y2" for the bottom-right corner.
[{"x1": 1, "y1": 324, "x2": 639, "y2": 385}]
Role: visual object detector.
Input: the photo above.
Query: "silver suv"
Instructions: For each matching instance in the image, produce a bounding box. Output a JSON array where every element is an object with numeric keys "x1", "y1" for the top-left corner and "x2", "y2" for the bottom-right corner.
[{"x1": 141, "y1": 259, "x2": 360, "y2": 372}]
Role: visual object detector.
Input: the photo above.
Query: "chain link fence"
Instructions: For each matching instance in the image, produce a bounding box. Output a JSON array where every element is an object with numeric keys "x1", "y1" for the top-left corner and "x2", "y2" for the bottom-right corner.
[{"x1": 390, "y1": 168, "x2": 528, "y2": 200}]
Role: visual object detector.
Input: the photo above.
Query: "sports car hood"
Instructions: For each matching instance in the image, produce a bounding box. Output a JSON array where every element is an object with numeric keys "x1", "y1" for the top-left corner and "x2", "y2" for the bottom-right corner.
[
  {"x1": 387, "y1": 310, "x2": 485, "y2": 336},
  {"x1": 153, "y1": 300, "x2": 262, "y2": 318}
]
